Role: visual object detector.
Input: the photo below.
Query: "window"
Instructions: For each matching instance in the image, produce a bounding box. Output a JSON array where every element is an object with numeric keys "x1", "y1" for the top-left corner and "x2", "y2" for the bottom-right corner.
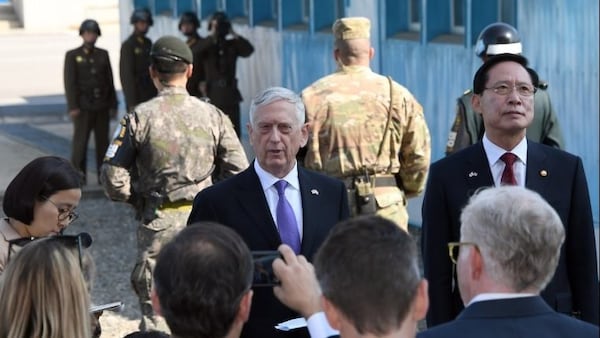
[
  {"x1": 451, "y1": 0, "x2": 465, "y2": 34},
  {"x1": 409, "y1": 0, "x2": 421, "y2": 32},
  {"x1": 250, "y1": 0, "x2": 277, "y2": 27},
  {"x1": 385, "y1": 0, "x2": 420, "y2": 40}
]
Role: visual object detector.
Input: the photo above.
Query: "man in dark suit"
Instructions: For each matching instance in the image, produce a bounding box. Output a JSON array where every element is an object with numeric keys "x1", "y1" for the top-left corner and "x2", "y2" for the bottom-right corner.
[
  {"x1": 418, "y1": 186, "x2": 599, "y2": 337},
  {"x1": 421, "y1": 53, "x2": 599, "y2": 327},
  {"x1": 273, "y1": 215, "x2": 429, "y2": 338},
  {"x1": 187, "y1": 86, "x2": 350, "y2": 338}
]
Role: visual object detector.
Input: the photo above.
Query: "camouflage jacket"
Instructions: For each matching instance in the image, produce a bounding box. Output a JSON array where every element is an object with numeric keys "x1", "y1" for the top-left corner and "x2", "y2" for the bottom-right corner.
[
  {"x1": 101, "y1": 86, "x2": 249, "y2": 203},
  {"x1": 302, "y1": 65, "x2": 431, "y2": 196}
]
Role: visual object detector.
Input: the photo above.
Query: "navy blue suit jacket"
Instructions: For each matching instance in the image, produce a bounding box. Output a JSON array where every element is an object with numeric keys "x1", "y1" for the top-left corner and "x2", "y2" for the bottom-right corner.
[
  {"x1": 421, "y1": 141, "x2": 599, "y2": 327},
  {"x1": 417, "y1": 296, "x2": 599, "y2": 338},
  {"x1": 187, "y1": 163, "x2": 350, "y2": 338}
]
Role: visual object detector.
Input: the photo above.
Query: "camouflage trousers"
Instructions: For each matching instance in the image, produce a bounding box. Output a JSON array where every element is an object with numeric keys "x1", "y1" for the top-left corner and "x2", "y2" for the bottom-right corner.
[
  {"x1": 131, "y1": 207, "x2": 191, "y2": 333},
  {"x1": 348, "y1": 186, "x2": 409, "y2": 231}
]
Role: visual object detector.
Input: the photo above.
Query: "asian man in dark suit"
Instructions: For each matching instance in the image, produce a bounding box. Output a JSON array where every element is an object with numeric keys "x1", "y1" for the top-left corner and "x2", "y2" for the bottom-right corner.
[
  {"x1": 418, "y1": 186, "x2": 599, "y2": 338},
  {"x1": 187, "y1": 86, "x2": 350, "y2": 338},
  {"x1": 421, "y1": 54, "x2": 599, "y2": 327}
]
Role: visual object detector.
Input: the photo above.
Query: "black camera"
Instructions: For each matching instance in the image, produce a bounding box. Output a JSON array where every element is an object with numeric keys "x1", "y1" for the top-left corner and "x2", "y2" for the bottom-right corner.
[{"x1": 251, "y1": 251, "x2": 281, "y2": 287}]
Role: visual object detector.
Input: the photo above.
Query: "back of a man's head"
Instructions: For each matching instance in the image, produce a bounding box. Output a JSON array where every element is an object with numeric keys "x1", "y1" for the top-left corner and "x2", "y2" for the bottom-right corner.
[
  {"x1": 332, "y1": 17, "x2": 372, "y2": 65},
  {"x1": 460, "y1": 186, "x2": 565, "y2": 293},
  {"x1": 152, "y1": 222, "x2": 253, "y2": 338},
  {"x1": 314, "y1": 215, "x2": 427, "y2": 337}
]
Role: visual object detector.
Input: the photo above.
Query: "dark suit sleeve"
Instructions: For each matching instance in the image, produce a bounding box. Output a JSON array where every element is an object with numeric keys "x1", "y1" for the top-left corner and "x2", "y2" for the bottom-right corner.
[
  {"x1": 187, "y1": 191, "x2": 218, "y2": 225},
  {"x1": 63, "y1": 50, "x2": 79, "y2": 111},
  {"x1": 421, "y1": 162, "x2": 457, "y2": 327},
  {"x1": 566, "y1": 157, "x2": 599, "y2": 324}
]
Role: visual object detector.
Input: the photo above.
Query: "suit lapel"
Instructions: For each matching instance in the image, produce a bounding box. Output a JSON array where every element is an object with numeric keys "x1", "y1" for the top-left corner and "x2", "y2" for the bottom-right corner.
[
  {"x1": 464, "y1": 143, "x2": 495, "y2": 193},
  {"x1": 234, "y1": 167, "x2": 281, "y2": 247},
  {"x1": 298, "y1": 168, "x2": 321, "y2": 255},
  {"x1": 525, "y1": 141, "x2": 549, "y2": 196}
]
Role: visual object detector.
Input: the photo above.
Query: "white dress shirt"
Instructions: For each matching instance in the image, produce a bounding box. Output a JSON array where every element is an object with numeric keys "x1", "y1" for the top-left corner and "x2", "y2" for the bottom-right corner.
[
  {"x1": 253, "y1": 160, "x2": 304, "y2": 239},
  {"x1": 482, "y1": 134, "x2": 527, "y2": 187}
]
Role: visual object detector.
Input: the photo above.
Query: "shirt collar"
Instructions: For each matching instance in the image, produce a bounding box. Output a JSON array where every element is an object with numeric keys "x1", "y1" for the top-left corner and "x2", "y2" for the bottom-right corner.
[
  {"x1": 482, "y1": 134, "x2": 528, "y2": 167},
  {"x1": 253, "y1": 160, "x2": 300, "y2": 191},
  {"x1": 468, "y1": 292, "x2": 537, "y2": 306}
]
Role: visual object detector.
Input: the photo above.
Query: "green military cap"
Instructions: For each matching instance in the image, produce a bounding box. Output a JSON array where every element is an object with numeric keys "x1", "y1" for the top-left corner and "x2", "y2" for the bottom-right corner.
[
  {"x1": 151, "y1": 35, "x2": 193, "y2": 64},
  {"x1": 332, "y1": 17, "x2": 371, "y2": 41}
]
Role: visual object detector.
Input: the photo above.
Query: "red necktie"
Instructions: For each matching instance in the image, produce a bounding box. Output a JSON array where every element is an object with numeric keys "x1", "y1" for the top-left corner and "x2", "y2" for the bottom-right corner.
[{"x1": 500, "y1": 152, "x2": 517, "y2": 185}]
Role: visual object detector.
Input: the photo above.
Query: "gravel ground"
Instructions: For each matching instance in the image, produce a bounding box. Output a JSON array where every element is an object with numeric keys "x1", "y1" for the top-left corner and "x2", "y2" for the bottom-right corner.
[{"x1": 67, "y1": 195, "x2": 142, "y2": 338}]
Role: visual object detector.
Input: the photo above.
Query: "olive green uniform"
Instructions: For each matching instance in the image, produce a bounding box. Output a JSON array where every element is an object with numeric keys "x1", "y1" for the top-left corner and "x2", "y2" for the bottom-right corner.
[
  {"x1": 119, "y1": 34, "x2": 157, "y2": 112},
  {"x1": 64, "y1": 44, "x2": 117, "y2": 182}
]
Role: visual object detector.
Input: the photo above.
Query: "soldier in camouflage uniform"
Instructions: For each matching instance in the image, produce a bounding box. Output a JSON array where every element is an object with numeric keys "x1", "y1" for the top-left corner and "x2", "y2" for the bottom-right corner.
[
  {"x1": 100, "y1": 36, "x2": 249, "y2": 333},
  {"x1": 120, "y1": 8, "x2": 158, "y2": 112},
  {"x1": 446, "y1": 22, "x2": 563, "y2": 155},
  {"x1": 302, "y1": 17, "x2": 431, "y2": 231}
]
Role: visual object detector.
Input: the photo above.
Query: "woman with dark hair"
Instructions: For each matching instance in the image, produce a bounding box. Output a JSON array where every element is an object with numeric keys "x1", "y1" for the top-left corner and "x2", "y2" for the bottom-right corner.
[{"x1": 0, "y1": 156, "x2": 82, "y2": 273}]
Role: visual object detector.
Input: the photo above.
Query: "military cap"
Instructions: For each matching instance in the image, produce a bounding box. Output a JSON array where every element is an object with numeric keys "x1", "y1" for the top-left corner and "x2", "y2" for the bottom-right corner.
[
  {"x1": 332, "y1": 17, "x2": 371, "y2": 40},
  {"x1": 150, "y1": 36, "x2": 193, "y2": 64}
]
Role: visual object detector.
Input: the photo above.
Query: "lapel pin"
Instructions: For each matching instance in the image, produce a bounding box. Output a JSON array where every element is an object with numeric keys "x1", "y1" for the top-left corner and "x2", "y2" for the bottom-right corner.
[
  {"x1": 540, "y1": 170, "x2": 548, "y2": 177},
  {"x1": 310, "y1": 189, "x2": 319, "y2": 195},
  {"x1": 468, "y1": 171, "x2": 478, "y2": 178}
]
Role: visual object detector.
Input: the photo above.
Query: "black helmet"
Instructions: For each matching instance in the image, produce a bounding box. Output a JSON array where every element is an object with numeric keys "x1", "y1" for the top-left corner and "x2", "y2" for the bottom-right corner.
[
  {"x1": 474, "y1": 22, "x2": 522, "y2": 58},
  {"x1": 130, "y1": 8, "x2": 153, "y2": 26},
  {"x1": 178, "y1": 11, "x2": 200, "y2": 30},
  {"x1": 151, "y1": 36, "x2": 193, "y2": 64},
  {"x1": 79, "y1": 19, "x2": 101, "y2": 36}
]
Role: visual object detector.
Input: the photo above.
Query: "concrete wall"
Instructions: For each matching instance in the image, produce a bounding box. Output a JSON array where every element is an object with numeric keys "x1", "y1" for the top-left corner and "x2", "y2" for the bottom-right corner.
[{"x1": 12, "y1": 0, "x2": 117, "y2": 31}]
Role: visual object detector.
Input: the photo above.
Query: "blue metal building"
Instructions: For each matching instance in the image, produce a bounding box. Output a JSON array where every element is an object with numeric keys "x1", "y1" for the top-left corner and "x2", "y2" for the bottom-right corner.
[{"x1": 121, "y1": 0, "x2": 599, "y2": 225}]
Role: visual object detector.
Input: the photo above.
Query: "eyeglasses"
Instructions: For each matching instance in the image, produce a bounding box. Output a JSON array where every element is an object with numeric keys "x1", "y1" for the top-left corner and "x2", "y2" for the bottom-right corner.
[
  {"x1": 7, "y1": 233, "x2": 92, "y2": 268},
  {"x1": 484, "y1": 82, "x2": 537, "y2": 97},
  {"x1": 447, "y1": 241, "x2": 479, "y2": 264},
  {"x1": 43, "y1": 197, "x2": 79, "y2": 224}
]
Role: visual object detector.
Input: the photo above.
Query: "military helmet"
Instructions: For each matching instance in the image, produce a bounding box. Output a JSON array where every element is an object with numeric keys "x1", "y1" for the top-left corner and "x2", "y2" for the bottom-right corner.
[
  {"x1": 130, "y1": 8, "x2": 153, "y2": 26},
  {"x1": 151, "y1": 36, "x2": 193, "y2": 64},
  {"x1": 79, "y1": 19, "x2": 101, "y2": 36},
  {"x1": 208, "y1": 11, "x2": 231, "y2": 31},
  {"x1": 178, "y1": 11, "x2": 200, "y2": 30},
  {"x1": 474, "y1": 22, "x2": 522, "y2": 58}
]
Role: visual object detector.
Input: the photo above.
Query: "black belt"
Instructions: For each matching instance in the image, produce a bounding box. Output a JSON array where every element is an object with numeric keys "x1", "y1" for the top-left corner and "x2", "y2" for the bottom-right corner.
[{"x1": 343, "y1": 175, "x2": 397, "y2": 189}]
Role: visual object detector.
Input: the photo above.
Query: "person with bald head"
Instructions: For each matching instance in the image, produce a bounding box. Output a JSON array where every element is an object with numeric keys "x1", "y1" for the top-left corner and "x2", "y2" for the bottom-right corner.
[{"x1": 301, "y1": 17, "x2": 430, "y2": 231}]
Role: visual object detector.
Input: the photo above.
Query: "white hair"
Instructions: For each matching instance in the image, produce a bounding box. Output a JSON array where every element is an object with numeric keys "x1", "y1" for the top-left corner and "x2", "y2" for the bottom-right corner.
[
  {"x1": 460, "y1": 186, "x2": 565, "y2": 292},
  {"x1": 248, "y1": 87, "x2": 305, "y2": 127}
]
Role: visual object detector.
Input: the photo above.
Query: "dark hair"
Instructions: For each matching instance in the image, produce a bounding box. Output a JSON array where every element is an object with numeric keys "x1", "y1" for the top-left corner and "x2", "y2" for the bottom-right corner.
[
  {"x1": 3, "y1": 156, "x2": 81, "y2": 224},
  {"x1": 153, "y1": 222, "x2": 253, "y2": 338},
  {"x1": 151, "y1": 58, "x2": 188, "y2": 74},
  {"x1": 473, "y1": 53, "x2": 539, "y2": 94},
  {"x1": 314, "y1": 216, "x2": 421, "y2": 335}
]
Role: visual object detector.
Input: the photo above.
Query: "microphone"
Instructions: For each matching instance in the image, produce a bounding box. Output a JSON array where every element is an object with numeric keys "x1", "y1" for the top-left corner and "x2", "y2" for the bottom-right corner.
[{"x1": 77, "y1": 232, "x2": 93, "y2": 248}]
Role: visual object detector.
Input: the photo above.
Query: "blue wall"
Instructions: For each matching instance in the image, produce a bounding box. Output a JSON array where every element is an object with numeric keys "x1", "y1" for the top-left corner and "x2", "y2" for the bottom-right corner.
[{"x1": 124, "y1": 0, "x2": 599, "y2": 224}]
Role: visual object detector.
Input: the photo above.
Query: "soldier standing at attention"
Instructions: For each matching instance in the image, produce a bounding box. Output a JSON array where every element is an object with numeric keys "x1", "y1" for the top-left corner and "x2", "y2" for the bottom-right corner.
[
  {"x1": 120, "y1": 8, "x2": 157, "y2": 112},
  {"x1": 445, "y1": 22, "x2": 564, "y2": 155},
  {"x1": 64, "y1": 19, "x2": 117, "y2": 185},
  {"x1": 302, "y1": 17, "x2": 431, "y2": 230},
  {"x1": 178, "y1": 11, "x2": 206, "y2": 99},
  {"x1": 196, "y1": 11, "x2": 254, "y2": 137},
  {"x1": 100, "y1": 36, "x2": 249, "y2": 333}
]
